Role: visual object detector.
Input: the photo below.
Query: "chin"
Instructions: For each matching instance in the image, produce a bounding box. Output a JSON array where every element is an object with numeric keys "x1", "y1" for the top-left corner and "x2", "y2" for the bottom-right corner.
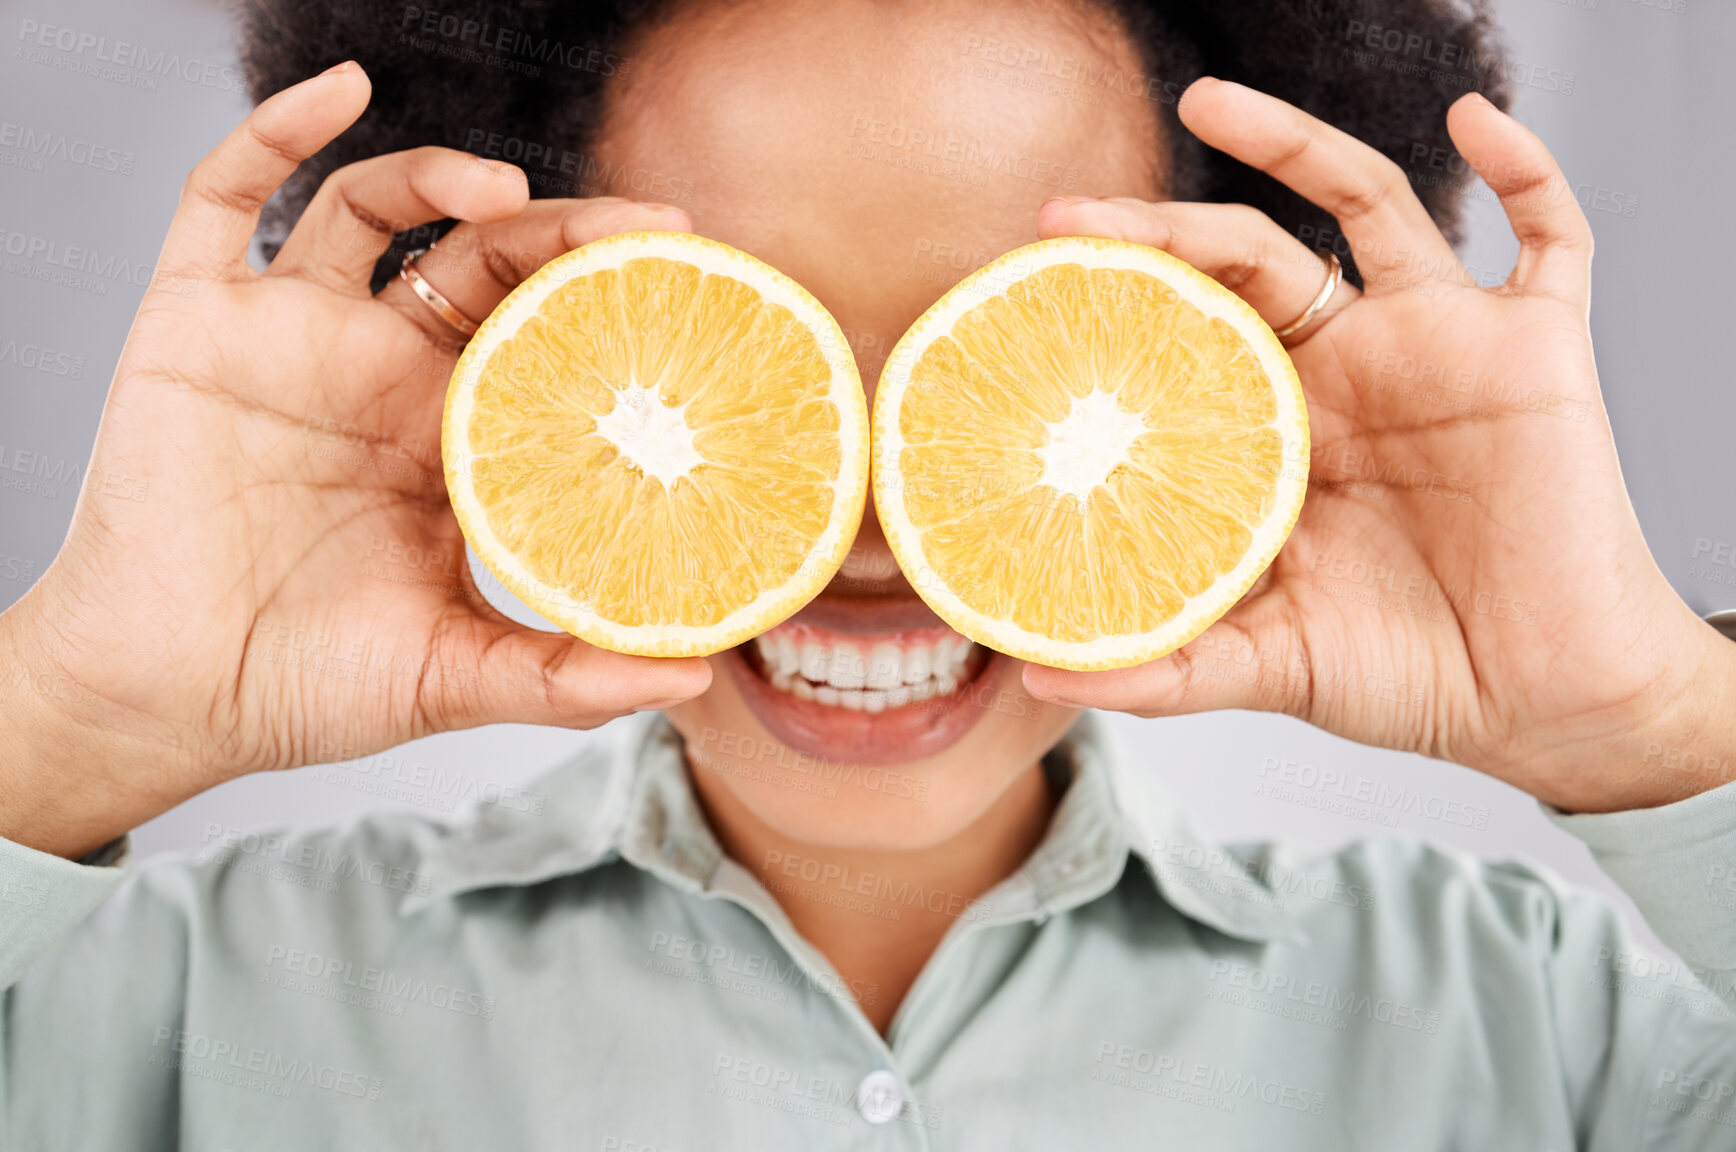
[{"x1": 664, "y1": 578, "x2": 1077, "y2": 852}]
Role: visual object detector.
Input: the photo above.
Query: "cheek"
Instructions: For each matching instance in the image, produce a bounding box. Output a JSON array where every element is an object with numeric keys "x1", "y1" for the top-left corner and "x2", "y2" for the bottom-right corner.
[
  {"x1": 662, "y1": 655, "x2": 753, "y2": 763},
  {"x1": 942, "y1": 658, "x2": 1080, "y2": 783}
]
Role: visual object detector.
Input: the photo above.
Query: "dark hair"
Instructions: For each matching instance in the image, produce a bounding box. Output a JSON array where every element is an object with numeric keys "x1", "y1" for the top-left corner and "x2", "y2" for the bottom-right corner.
[{"x1": 240, "y1": 0, "x2": 1511, "y2": 292}]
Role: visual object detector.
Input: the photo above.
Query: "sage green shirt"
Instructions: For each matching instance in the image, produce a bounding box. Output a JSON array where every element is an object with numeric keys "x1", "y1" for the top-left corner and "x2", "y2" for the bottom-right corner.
[{"x1": 3, "y1": 711, "x2": 1735, "y2": 1149}]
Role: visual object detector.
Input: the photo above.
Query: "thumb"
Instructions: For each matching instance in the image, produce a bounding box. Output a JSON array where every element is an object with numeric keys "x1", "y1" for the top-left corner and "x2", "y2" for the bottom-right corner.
[
  {"x1": 1021, "y1": 617, "x2": 1308, "y2": 720},
  {"x1": 425, "y1": 612, "x2": 713, "y2": 732}
]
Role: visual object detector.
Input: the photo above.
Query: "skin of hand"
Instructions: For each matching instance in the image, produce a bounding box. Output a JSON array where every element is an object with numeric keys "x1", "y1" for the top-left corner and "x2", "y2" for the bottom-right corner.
[
  {"x1": 0, "y1": 63, "x2": 712, "y2": 859},
  {"x1": 1025, "y1": 79, "x2": 1736, "y2": 815}
]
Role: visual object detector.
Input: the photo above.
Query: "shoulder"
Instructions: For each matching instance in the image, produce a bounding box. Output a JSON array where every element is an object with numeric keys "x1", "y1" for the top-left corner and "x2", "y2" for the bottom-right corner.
[
  {"x1": 1232, "y1": 834, "x2": 1619, "y2": 957},
  {"x1": 107, "y1": 736, "x2": 625, "y2": 941},
  {"x1": 88, "y1": 810, "x2": 458, "y2": 970},
  {"x1": 147, "y1": 807, "x2": 452, "y2": 910}
]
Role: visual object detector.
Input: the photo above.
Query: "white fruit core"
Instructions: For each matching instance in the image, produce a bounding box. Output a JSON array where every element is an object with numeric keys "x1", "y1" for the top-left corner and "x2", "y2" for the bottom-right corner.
[
  {"x1": 593, "y1": 377, "x2": 704, "y2": 486},
  {"x1": 1036, "y1": 388, "x2": 1149, "y2": 503}
]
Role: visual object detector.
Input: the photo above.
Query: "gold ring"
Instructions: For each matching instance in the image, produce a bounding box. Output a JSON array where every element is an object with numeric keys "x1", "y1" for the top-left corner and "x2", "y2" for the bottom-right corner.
[
  {"x1": 1272, "y1": 251, "x2": 1342, "y2": 342},
  {"x1": 398, "y1": 247, "x2": 479, "y2": 337}
]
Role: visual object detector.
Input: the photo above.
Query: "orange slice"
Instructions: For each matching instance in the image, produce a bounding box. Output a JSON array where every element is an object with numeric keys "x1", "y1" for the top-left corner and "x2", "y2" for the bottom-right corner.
[
  {"x1": 444, "y1": 231, "x2": 869, "y2": 657},
  {"x1": 872, "y1": 236, "x2": 1308, "y2": 671}
]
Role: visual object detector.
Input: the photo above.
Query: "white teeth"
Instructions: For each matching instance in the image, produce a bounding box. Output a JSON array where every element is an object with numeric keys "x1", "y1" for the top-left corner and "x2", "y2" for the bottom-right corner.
[
  {"x1": 828, "y1": 646, "x2": 865, "y2": 690},
  {"x1": 800, "y1": 642, "x2": 829, "y2": 682},
  {"x1": 754, "y1": 637, "x2": 783, "y2": 678},
  {"x1": 753, "y1": 628, "x2": 981, "y2": 712},
  {"x1": 866, "y1": 643, "x2": 902, "y2": 690},
  {"x1": 935, "y1": 639, "x2": 969, "y2": 681}
]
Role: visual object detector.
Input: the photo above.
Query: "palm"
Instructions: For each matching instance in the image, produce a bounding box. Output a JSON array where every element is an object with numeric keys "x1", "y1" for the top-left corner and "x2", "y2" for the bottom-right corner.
[
  {"x1": 1027, "y1": 80, "x2": 1721, "y2": 808},
  {"x1": 20, "y1": 69, "x2": 705, "y2": 811},
  {"x1": 1234, "y1": 286, "x2": 1670, "y2": 784},
  {"x1": 57, "y1": 281, "x2": 492, "y2": 779}
]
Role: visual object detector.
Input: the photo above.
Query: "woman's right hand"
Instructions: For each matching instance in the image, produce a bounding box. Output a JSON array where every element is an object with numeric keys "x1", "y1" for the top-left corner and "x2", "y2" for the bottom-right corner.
[{"x1": 0, "y1": 63, "x2": 711, "y2": 859}]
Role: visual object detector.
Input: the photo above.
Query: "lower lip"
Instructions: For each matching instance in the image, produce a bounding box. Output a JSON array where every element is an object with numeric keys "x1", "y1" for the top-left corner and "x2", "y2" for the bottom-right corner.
[{"x1": 721, "y1": 641, "x2": 1007, "y2": 765}]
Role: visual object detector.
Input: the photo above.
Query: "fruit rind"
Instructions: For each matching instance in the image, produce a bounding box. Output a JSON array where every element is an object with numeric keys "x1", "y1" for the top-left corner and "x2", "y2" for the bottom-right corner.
[
  {"x1": 444, "y1": 230, "x2": 870, "y2": 658},
  {"x1": 871, "y1": 235, "x2": 1308, "y2": 673}
]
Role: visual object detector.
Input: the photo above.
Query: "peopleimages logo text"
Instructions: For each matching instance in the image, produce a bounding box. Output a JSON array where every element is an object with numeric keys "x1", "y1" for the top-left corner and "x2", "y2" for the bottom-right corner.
[{"x1": 15, "y1": 20, "x2": 244, "y2": 91}]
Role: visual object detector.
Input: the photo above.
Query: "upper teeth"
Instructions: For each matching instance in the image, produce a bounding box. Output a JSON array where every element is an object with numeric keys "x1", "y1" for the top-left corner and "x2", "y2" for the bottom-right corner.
[{"x1": 753, "y1": 628, "x2": 977, "y2": 710}]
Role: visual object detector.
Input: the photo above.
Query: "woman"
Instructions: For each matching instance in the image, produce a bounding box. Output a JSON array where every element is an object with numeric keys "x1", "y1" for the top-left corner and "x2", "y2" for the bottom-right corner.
[{"x1": 3, "y1": 0, "x2": 1733, "y2": 1146}]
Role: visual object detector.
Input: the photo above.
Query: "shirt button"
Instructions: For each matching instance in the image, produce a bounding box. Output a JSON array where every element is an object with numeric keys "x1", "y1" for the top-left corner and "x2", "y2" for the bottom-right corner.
[{"x1": 856, "y1": 1069, "x2": 904, "y2": 1124}]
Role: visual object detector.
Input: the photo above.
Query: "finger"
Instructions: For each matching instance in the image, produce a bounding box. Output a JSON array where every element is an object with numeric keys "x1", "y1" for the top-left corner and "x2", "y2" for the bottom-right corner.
[
  {"x1": 1038, "y1": 197, "x2": 1361, "y2": 344},
  {"x1": 162, "y1": 62, "x2": 371, "y2": 279},
  {"x1": 376, "y1": 198, "x2": 692, "y2": 340},
  {"x1": 1177, "y1": 78, "x2": 1471, "y2": 294},
  {"x1": 268, "y1": 147, "x2": 530, "y2": 292},
  {"x1": 1446, "y1": 93, "x2": 1593, "y2": 304},
  {"x1": 1021, "y1": 614, "x2": 1306, "y2": 720},
  {"x1": 425, "y1": 611, "x2": 714, "y2": 732}
]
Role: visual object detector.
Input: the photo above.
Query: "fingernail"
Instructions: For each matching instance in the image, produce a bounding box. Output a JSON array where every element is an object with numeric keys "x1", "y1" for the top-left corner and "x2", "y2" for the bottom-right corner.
[
  {"x1": 319, "y1": 60, "x2": 357, "y2": 76},
  {"x1": 1029, "y1": 691, "x2": 1084, "y2": 708},
  {"x1": 639, "y1": 202, "x2": 679, "y2": 213},
  {"x1": 1041, "y1": 194, "x2": 1097, "y2": 215},
  {"x1": 1020, "y1": 673, "x2": 1075, "y2": 707},
  {"x1": 475, "y1": 157, "x2": 519, "y2": 176},
  {"x1": 632, "y1": 696, "x2": 691, "y2": 713}
]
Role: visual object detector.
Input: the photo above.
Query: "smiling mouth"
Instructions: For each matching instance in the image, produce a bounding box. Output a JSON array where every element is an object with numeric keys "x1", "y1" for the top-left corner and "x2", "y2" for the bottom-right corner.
[
  {"x1": 742, "y1": 621, "x2": 988, "y2": 712},
  {"x1": 721, "y1": 598, "x2": 1007, "y2": 765}
]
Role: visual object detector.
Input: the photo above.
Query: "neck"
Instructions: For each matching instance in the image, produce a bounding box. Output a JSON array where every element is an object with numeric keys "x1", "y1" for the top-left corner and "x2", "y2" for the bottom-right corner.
[{"x1": 688, "y1": 754, "x2": 1058, "y2": 1034}]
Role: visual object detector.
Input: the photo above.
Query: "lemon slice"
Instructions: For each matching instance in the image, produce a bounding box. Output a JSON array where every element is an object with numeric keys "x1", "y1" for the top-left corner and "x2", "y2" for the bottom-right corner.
[
  {"x1": 872, "y1": 236, "x2": 1308, "y2": 671},
  {"x1": 444, "y1": 231, "x2": 868, "y2": 657}
]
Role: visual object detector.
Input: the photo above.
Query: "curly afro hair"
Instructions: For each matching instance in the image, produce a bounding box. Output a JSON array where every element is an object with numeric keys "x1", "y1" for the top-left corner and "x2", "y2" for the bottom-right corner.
[{"x1": 239, "y1": 0, "x2": 1512, "y2": 293}]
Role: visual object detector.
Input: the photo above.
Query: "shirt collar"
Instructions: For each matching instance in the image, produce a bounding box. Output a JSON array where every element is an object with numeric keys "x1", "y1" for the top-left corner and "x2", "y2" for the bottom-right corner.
[
  {"x1": 1076, "y1": 712, "x2": 1308, "y2": 945},
  {"x1": 401, "y1": 712, "x2": 1306, "y2": 945},
  {"x1": 400, "y1": 713, "x2": 682, "y2": 915}
]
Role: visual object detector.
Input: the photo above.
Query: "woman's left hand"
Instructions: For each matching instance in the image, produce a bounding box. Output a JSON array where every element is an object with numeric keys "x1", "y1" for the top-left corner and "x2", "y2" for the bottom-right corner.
[{"x1": 1024, "y1": 78, "x2": 1736, "y2": 814}]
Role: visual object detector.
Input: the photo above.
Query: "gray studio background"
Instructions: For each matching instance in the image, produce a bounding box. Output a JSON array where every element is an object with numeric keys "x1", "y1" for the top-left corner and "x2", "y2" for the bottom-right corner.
[{"x1": 2, "y1": 0, "x2": 1732, "y2": 961}]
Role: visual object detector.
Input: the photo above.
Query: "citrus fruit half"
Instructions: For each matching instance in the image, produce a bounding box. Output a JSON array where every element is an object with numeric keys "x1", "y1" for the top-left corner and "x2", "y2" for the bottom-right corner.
[
  {"x1": 872, "y1": 236, "x2": 1308, "y2": 672},
  {"x1": 444, "y1": 230, "x2": 869, "y2": 657}
]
